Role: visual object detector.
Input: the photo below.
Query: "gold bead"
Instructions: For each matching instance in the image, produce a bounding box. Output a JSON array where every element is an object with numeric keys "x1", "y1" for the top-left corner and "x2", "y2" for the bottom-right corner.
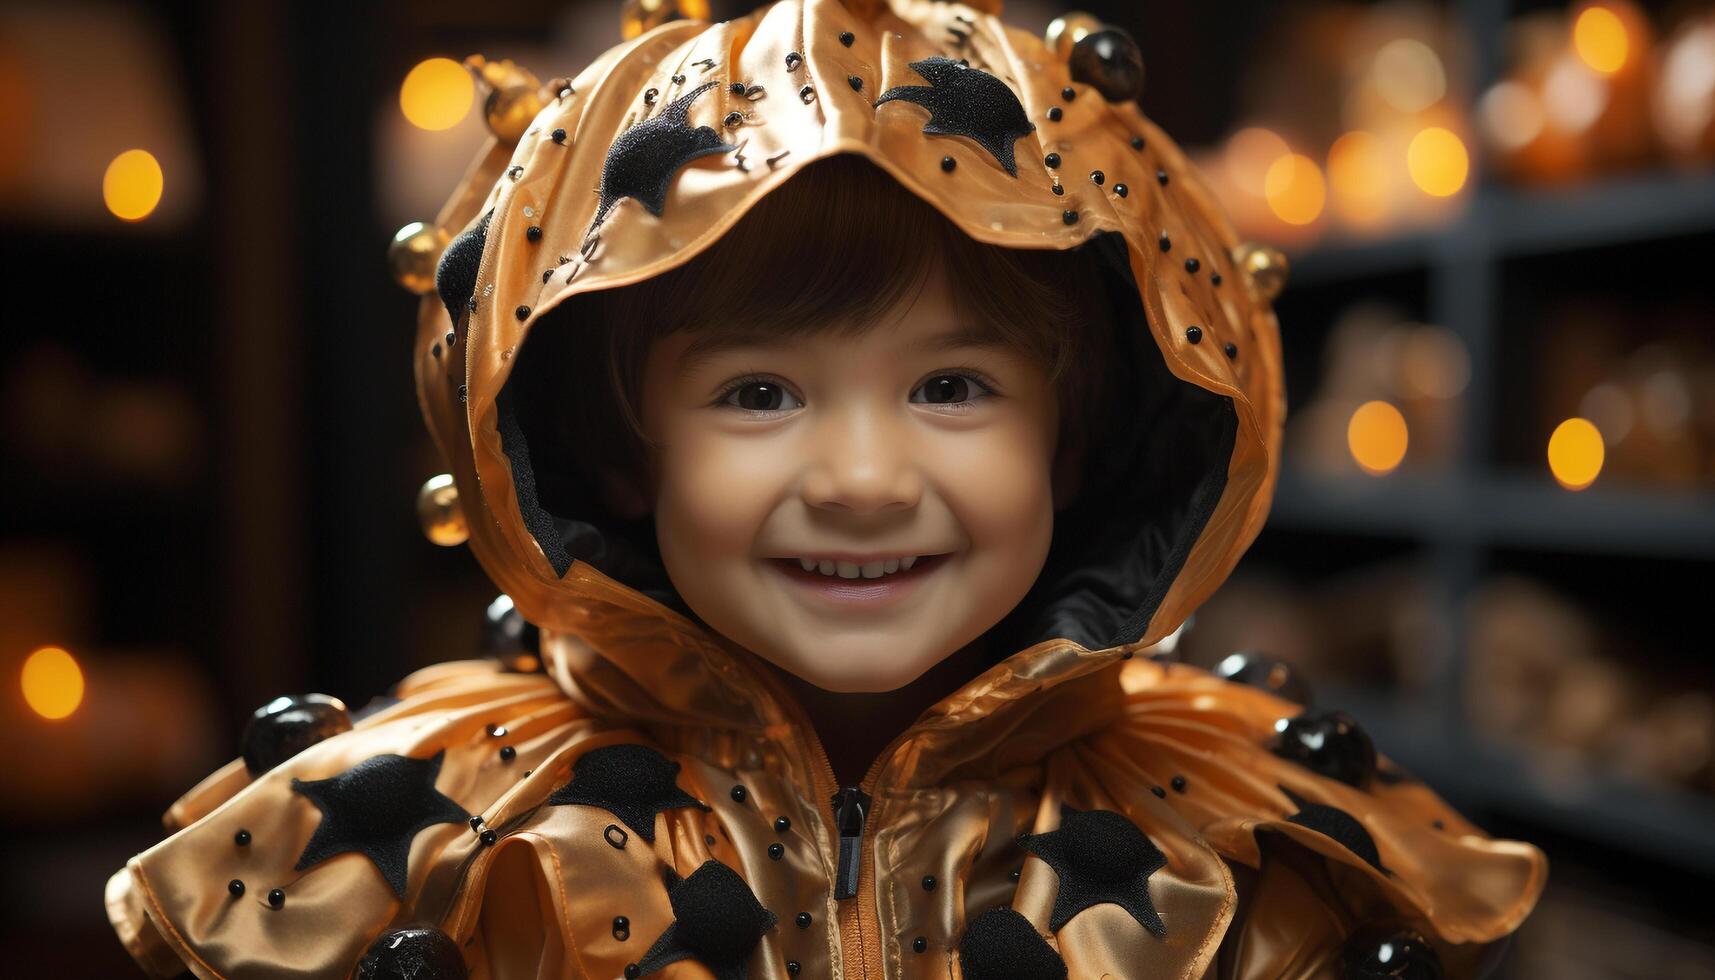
[
  {"x1": 1234, "y1": 242, "x2": 1290, "y2": 302},
  {"x1": 417, "y1": 473, "x2": 469, "y2": 546},
  {"x1": 388, "y1": 221, "x2": 449, "y2": 295},
  {"x1": 465, "y1": 55, "x2": 544, "y2": 143},
  {"x1": 1045, "y1": 12, "x2": 1104, "y2": 61}
]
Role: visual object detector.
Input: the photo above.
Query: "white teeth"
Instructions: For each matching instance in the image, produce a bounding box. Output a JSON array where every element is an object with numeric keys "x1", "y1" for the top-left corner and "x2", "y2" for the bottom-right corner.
[
  {"x1": 883, "y1": 558, "x2": 900, "y2": 574},
  {"x1": 861, "y1": 560, "x2": 885, "y2": 578},
  {"x1": 836, "y1": 561, "x2": 861, "y2": 578},
  {"x1": 799, "y1": 557, "x2": 816, "y2": 572},
  {"x1": 818, "y1": 559, "x2": 835, "y2": 575},
  {"x1": 901, "y1": 555, "x2": 917, "y2": 570}
]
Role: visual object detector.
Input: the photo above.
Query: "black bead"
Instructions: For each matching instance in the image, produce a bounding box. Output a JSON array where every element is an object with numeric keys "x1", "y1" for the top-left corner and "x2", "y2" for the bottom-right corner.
[
  {"x1": 1185, "y1": 257, "x2": 1200, "y2": 273},
  {"x1": 1114, "y1": 183, "x2": 1128, "y2": 198},
  {"x1": 515, "y1": 305, "x2": 530, "y2": 321},
  {"x1": 785, "y1": 52, "x2": 802, "y2": 70},
  {"x1": 499, "y1": 745, "x2": 516, "y2": 763},
  {"x1": 1171, "y1": 775, "x2": 1187, "y2": 793},
  {"x1": 1185, "y1": 326, "x2": 1203, "y2": 344},
  {"x1": 480, "y1": 829, "x2": 498, "y2": 846},
  {"x1": 922, "y1": 874, "x2": 937, "y2": 891},
  {"x1": 1216, "y1": 651, "x2": 1312, "y2": 703},
  {"x1": 241, "y1": 694, "x2": 353, "y2": 777},
  {"x1": 1062, "y1": 210, "x2": 1078, "y2": 224},
  {"x1": 1051, "y1": 182, "x2": 1064, "y2": 195},
  {"x1": 613, "y1": 915, "x2": 631, "y2": 941},
  {"x1": 624, "y1": 965, "x2": 640, "y2": 980},
  {"x1": 1159, "y1": 233, "x2": 1171, "y2": 251},
  {"x1": 839, "y1": 31, "x2": 855, "y2": 46},
  {"x1": 705, "y1": 834, "x2": 716, "y2": 845},
  {"x1": 848, "y1": 75, "x2": 863, "y2": 91},
  {"x1": 672, "y1": 74, "x2": 685, "y2": 84},
  {"x1": 1044, "y1": 152, "x2": 1061, "y2": 168},
  {"x1": 1211, "y1": 272, "x2": 1223, "y2": 285},
  {"x1": 723, "y1": 110, "x2": 744, "y2": 128},
  {"x1": 1152, "y1": 785, "x2": 1167, "y2": 798},
  {"x1": 1069, "y1": 28, "x2": 1145, "y2": 102},
  {"x1": 1061, "y1": 86, "x2": 1076, "y2": 101},
  {"x1": 446, "y1": 330, "x2": 456, "y2": 347},
  {"x1": 787, "y1": 962, "x2": 801, "y2": 976},
  {"x1": 542, "y1": 269, "x2": 553, "y2": 283},
  {"x1": 769, "y1": 842, "x2": 785, "y2": 860},
  {"x1": 1089, "y1": 170, "x2": 1104, "y2": 185},
  {"x1": 942, "y1": 155, "x2": 956, "y2": 172},
  {"x1": 1131, "y1": 135, "x2": 1145, "y2": 150},
  {"x1": 358, "y1": 927, "x2": 468, "y2": 980},
  {"x1": 235, "y1": 829, "x2": 252, "y2": 847},
  {"x1": 914, "y1": 936, "x2": 928, "y2": 953},
  {"x1": 1157, "y1": 169, "x2": 1169, "y2": 185},
  {"x1": 731, "y1": 784, "x2": 747, "y2": 803},
  {"x1": 796, "y1": 912, "x2": 813, "y2": 929},
  {"x1": 507, "y1": 165, "x2": 524, "y2": 179},
  {"x1": 1271, "y1": 710, "x2": 1377, "y2": 789},
  {"x1": 228, "y1": 879, "x2": 244, "y2": 898},
  {"x1": 525, "y1": 225, "x2": 541, "y2": 242},
  {"x1": 1341, "y1": 926, "x2": 1444, "y2": 979},
  {"x1": 482, "y1": 593, "x2": 541, "y2": 664},
  {"x1": 730, "y1": 82, "x2": 746, "y2": 94},
  {"x1": 470, "y1": 816, "x2": 484, "y2": 831},
  {"x1": 1047, "y1": 106, "x2": 1063, "y2": 121},
  {"x1": 1225, "y1": 342, "x2": 1239, "y2": 360},
  {"x1": 268, "y1": 888, "x2": 285, "y2": 909},
  {"x1": 775, "y1": 815, "x2": 791, "y2": 833}
]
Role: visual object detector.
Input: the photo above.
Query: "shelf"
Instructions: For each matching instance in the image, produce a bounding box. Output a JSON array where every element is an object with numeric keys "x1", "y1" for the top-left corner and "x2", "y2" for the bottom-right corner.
[
  {"x1": 1319, "y1": 683, "x2": 1715, "y2": 878},
  {"x1": 1268, "y1": 469, "x2": 1715, "y2": 560},
  {"x1": 1289, "y1": 170, "x2": 1715, "y2": 287}
]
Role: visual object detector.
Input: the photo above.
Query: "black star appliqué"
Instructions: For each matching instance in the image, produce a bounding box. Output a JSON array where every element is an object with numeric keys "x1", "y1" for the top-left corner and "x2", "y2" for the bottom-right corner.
[
  {"x1": 547, "y1": 743, "x2": 710, "y2": 843},
  {"x1": 434, "y1": 208, "x2": 492, "y2": 326},
  {"x1": 633, "y1": 860, "x2": 778, "y2": 980},
  {"x1": 1017, "y1": 805, "x2": 1167, "y2": 935},
  {"x1": 290, "y1": 750, "x2": 469, "y2": 898},
  {"x1": 1280, "y1": 785, "x2": 1389, "y2": 874},
  {"x1": 959, "y1": 906, "x2": 1067, "y2": 980},
  {"x1": 589, "y1": 80, "x2": 733, "y2": 233},
  {"x1": 875, "y1": 56, "x2": 1036, "y2": 176}
]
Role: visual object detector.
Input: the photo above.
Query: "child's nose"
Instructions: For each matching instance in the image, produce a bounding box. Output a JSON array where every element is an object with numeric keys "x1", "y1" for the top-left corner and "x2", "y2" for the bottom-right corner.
[{"x1": 799, "y1": 413, "x2": 923, "y2": 516}]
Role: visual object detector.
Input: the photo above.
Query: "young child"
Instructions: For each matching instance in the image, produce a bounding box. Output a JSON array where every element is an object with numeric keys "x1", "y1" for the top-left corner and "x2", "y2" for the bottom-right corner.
[{"x1": 105, "y1": 2, "x2": 1547, "y2": 978}]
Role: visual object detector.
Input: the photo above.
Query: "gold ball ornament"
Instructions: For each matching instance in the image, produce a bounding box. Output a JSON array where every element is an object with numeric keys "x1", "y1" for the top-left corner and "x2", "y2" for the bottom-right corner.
[
  {"x1": 388, "y1": 221, "x2": 449, "y2": 295},
  {"x1": 417, "y1": 473, "x2": 469, "y2": 546},
  {"x1": 620, "y1": 0, "x2": 711, "y2": 40},
  {"x1": 465, "y1": 55, "x2": 545, "y2": 143},
  {"x1": 1235, "y1": 242, "x2": 1290, "y2": 302},
  {"x1": 1045, "y1": 11, "x2": 1104, "y2": 61}
]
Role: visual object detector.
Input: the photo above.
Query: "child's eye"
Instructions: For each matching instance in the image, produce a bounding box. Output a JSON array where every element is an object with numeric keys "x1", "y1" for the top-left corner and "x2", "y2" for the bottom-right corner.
[
  {"x1": 910, "y1": 370, "x2": 997, "y2": 408},
  {"x1": 720, "y1": 377, "x2": 803, "y2": 413}
]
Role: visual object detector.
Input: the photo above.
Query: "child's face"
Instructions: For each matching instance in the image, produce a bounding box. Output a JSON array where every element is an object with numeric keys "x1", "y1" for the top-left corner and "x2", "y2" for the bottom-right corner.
[{"x1": 631, "y1": 259, "x2": 1062, "y2": 693}]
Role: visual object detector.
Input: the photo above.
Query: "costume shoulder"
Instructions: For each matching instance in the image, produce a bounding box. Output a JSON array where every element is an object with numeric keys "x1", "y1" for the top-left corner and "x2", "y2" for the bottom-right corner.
[
  {"x1": 1077, "y1": 656, "x2": 1547, "y2": 979},
  {"x1": 103, "y1": 658, "x2": 630, "y2": 979}
]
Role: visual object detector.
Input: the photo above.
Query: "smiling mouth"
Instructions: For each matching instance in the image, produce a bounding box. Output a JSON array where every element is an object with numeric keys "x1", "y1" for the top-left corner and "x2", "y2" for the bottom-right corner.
[{"x1": 764, "y1": 553, "x2": 950, "y2": 607}]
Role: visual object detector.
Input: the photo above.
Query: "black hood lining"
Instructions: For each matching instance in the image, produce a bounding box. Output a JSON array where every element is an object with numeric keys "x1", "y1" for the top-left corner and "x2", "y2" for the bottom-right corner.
[{"x1": 492, "y1": 229, "x2": 1236, "y2": 652}]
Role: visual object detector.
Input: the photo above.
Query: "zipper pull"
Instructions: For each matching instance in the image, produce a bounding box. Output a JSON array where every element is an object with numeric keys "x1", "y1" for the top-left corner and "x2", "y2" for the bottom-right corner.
[{"x1": 830, "y1": 786, "x2": 871, "y2": 900}]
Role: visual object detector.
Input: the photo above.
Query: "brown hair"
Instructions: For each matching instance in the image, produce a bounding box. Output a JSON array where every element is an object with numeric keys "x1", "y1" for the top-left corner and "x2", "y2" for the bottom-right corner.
[{"x1": 511, "y1": 152, "x2": 1121, "y2": 513}]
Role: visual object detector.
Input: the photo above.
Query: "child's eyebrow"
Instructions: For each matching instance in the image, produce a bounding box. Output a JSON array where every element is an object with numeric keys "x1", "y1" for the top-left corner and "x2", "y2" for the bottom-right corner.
[{"x1": 675, "y1": 323, "x2": 1011, "y2": 379}]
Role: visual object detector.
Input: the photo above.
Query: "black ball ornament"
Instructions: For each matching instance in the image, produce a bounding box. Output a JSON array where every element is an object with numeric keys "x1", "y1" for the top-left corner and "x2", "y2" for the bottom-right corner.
[
  {"x1": 1068, "y1": 28, "x2": 1144, "y2": 103},
  {"x1": 1340, "y1": 926, "x2": 1443, "y2": 979},
  {"x1": 242, "y1": 694, "x2": 353, "y2": 777},
  {"x1": 482, "y1": 594, "x2": 542, "y2": 672},
  {"x1": 1271, "y1": 710, "x2": 1378, "y2": 789},
  {"x1": 356, "y1": 926, "x2": 469, "y2": 980},
  {"x1": 1214, "y1": 650, "x2": 1314, "y2": 706}
]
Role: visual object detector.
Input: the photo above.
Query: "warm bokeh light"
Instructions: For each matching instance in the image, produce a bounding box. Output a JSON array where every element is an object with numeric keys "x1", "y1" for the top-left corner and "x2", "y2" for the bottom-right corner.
[
  {"x1": 1327, "y1": 131, "x2": 1389, "y2": 225},
  {"x1": 21, "y1": 646, "x2": 84, "y2": 720},
  {"x1": 1545, "y1": 54, "x2": 1611, "y2": 132},
  {"x1": 102, "y1": 149, "x2": 163, "y2": 221},
  {"x1": 1348, "y1": 400, "x2": 1409, "y2": 476},
  {"x1": 1407, "y1": 127, "x2": 1469, "y2": 197},
  {"x1": 1574, "y1": 7, "x2": 1630, "y2": 75},
  {"x1": 1481, "y1": 81, "x2": 1546, "y2": 152},
  {"x1": 1264, "y1": 153, "x2": 1326, "y2": 225},
  {"x1": 1372, "y1": 38, "x2": 1448, "y2": 114},
  {"x1": 1224, "y1": 126, "x2": 1290, "y2": 197},
  {"x1": 400, "y1": 57, "x2": 475, "y2": 131},
  {"x1": 1548, "y1": 417, "x2": 1606, "y2": 490}
]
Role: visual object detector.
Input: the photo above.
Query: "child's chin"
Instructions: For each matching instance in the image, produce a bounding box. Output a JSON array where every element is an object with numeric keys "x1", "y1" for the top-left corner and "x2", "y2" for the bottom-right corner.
[{"x1": 779, "y1": 651, "x2": 937, "y2": 694}]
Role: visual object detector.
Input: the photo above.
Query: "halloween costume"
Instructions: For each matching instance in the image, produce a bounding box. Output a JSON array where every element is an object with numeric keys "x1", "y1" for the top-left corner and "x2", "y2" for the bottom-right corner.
[{"x1": 105, "y1": 1, "x2": 1546, "y2": 976}]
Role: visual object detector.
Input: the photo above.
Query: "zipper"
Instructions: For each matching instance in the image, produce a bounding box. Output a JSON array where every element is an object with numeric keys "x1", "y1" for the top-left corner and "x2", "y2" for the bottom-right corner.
[{"x1": 740, "y1": 655, "x2": 914, "y2": 978}]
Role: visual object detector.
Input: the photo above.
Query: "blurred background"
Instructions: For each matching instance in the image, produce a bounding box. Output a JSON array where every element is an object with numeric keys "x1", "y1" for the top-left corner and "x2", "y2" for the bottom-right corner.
[{"x1": 2, "y1": 0, "x2": 1712, "y2": 975}]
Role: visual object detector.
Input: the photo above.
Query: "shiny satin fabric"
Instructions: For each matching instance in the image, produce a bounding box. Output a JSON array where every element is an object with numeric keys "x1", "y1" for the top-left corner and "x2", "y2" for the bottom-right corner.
[{"x1": 105, "y1": 1, "x2": 1546, "y2": 976}]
